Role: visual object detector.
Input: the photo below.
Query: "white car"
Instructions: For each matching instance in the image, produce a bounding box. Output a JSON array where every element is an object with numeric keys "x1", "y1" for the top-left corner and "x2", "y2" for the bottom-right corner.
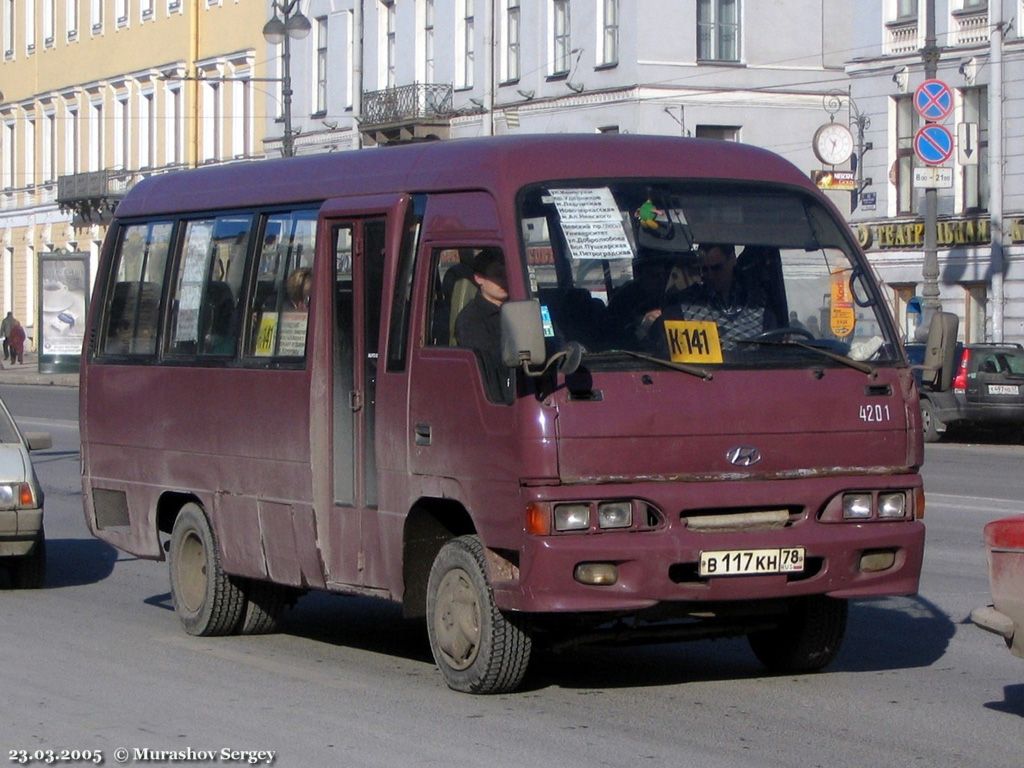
[{"x1": 0, "y1": 397, "x2": 51, "y2": 589}]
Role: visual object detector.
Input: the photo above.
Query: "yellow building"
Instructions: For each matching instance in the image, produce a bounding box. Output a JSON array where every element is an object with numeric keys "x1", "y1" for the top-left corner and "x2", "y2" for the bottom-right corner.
[{"x1": 0, "y1": 0, "x2": 274, "y2": 348}]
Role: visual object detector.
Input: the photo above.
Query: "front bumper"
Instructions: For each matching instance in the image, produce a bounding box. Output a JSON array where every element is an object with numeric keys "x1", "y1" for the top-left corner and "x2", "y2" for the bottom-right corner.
[
  {"x1": 0, "y1": 507, "x2": 44, "y2": 557},
  {"x1": 495, "y1": 518, "x2": 924, "y2": 614}
]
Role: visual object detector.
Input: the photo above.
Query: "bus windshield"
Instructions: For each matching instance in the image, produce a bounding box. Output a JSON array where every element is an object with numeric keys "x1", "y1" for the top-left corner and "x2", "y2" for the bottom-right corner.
[{"x1": 518, "y1": 181, "x2": 899, "y2": 369}]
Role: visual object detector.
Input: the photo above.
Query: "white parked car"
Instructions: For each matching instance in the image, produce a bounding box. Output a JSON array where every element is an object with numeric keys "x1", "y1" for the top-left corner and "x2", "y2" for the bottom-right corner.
[{"x1": 0, "y1": 397, "x2": 51, "y2": 589}]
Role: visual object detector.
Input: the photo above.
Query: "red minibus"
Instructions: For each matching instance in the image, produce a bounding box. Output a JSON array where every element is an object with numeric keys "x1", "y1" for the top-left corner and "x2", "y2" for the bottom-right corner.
[{"x1": 81, "y1": 134, "x2": 938, "y2": 693}]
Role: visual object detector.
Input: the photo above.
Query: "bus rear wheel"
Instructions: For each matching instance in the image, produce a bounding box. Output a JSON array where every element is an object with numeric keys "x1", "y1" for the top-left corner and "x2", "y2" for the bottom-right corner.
[
  {"x1": 748, "y1": 596, "x2": 847, "y2": 673},
  {"x1": 169, "y1": 503, "x2": 246, "y2": 636},
  {"x1": 426, "y1": 535, "x2": 532, "y2": 694}
]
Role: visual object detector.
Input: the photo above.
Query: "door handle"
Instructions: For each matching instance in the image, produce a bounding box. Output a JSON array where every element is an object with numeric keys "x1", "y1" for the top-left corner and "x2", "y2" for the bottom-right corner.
[
  {"x1": 349, "y1": 390, "x2": 363, "y2": 412},
  {"x1": 414, "y1": 423, "x2": 432, "y2": 446}
]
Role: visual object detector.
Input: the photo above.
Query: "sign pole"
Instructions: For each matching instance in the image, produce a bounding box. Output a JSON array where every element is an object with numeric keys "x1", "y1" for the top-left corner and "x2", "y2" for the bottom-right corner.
[{"x1": 919, "y1": 0, "x2": 941, "y2": 338}]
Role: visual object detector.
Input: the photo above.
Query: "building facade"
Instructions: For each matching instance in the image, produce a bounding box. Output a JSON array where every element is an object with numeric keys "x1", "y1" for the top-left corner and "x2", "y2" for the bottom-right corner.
[
  {"x1": 0, "y1": 0, "x2": 273, "y2": 347},
  {"x1": 847, "y1": 0, "x2": 1023, "y2": 344},
  {"x1": 3, "y1": 0, "x2": 879, "y2": 349}
]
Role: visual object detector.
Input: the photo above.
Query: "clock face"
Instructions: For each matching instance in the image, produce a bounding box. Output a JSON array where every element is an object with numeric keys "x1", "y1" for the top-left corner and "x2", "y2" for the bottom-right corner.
[{"x1": 813, "y1": 123, "x2": 854, "y2": 166}]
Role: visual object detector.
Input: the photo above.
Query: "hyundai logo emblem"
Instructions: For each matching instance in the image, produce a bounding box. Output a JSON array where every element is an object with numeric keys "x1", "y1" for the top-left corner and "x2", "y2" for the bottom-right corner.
[{"x1": 726, "y1": 446, "x2": 762, "y2": 466}]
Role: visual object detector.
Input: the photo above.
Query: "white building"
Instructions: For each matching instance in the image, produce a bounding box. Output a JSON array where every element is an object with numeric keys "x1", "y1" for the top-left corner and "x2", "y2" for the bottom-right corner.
[
  {"x1": 847, "y1": 0, "x2": 1023, "y2": 343},
  {"x1": 273, "y1": 1, "x2": 856, "y2": 199}
]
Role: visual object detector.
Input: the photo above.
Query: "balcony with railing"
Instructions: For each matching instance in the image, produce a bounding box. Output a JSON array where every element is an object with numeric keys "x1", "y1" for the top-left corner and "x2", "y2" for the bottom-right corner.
[{"x1": 359, "y1": 82, "x2": 455, "y2": 146}]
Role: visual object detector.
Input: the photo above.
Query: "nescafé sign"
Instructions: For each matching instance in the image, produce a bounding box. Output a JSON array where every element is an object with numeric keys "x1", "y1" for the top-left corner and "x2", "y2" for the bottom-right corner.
[{"x1": 854, "y1": 216, "x2": 1024, "y2": 250}]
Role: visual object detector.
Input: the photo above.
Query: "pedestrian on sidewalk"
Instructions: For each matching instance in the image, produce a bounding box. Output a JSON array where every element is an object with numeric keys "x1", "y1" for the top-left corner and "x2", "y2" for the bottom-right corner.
[
  {"x1": 0, "y1": 311, "x2": 13, "y2": 361},
  {"x1": 8, "y1": 317, "x2": 25, "y2": 365}
]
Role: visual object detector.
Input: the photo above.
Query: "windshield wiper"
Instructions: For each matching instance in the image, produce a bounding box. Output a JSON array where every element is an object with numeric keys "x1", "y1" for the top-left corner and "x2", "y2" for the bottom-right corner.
[
  {"x1": 736, "y1": 337, "x2": 876, "y2": 376},
  {"x1": 587, "y1": 349, "x2": 713, "y2": 380}
]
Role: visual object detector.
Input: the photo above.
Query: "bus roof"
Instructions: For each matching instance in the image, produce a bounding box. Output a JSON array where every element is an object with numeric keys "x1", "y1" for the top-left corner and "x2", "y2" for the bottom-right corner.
[{"x1": 113, "y1": 134, "x2": 817, "y2": 218}]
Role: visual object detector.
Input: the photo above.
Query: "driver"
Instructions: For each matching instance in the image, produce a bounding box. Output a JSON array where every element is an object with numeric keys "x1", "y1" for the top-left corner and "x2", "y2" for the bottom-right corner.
[{"x1": 653, "y1": 244, "x2": 771, "y2": 352}]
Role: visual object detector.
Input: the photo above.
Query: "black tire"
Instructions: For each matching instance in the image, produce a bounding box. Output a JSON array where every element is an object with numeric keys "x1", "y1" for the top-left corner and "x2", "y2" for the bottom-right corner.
[
  {"x1": 239, "y1": 580, "x2": 290, "y2": 635},
  {"x1": 10, "y1": 532, "x2": 46, "y2": 589},
  {"x1": 748, "y1": 596, "x2": 847, "y2": 673},
  {"x1": 426, "y1": 535, "x2": 532, "y2": 694},
  {"x1": 921, "y1": 399, "x2": 942, "y2": 443},
  {"x1": 168, "y1": 503, "x2": 246, "y2": 636}
]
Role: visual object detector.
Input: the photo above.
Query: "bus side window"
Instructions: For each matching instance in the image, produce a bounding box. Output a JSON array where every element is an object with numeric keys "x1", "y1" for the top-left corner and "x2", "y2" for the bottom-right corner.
[
  {"x1": 101, "y1": 221, "x2": 172, "y2": 357},
  {"x1": 245, "y1": 210, "x2": 317, "y2": 360},
  {"x1": 166, "y1": 215, "x2": 253, "y2": 359}
]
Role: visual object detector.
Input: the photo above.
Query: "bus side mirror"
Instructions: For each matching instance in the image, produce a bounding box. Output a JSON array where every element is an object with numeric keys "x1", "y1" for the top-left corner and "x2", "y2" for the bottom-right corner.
[
  {"x1": 501, "y1": 300, "x2": 547, "y2": 369},
  {"x1": 920, "y1": 311, "x2": 959, "y2": 392}
]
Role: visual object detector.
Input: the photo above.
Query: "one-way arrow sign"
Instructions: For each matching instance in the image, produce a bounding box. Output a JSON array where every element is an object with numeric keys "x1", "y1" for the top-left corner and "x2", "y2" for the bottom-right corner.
[{"x1": 958, "y1": 122, "x2": 979, "y2": 166}]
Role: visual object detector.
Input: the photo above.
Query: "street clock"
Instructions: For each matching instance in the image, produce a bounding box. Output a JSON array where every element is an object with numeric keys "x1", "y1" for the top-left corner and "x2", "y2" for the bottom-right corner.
[{"x1": 812, "y1": 122, "x2": 854, "y2": 166}]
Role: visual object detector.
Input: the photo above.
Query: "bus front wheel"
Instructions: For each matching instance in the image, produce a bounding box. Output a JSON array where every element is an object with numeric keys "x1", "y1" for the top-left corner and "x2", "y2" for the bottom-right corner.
[
  {"x1": 169, "y1": 503, "x2": 246, "y2": 636},
  {"x1": 426, "y1": 535, "x2": 532, "y2": 694},
  {"x1": 748, "y1": 596, "x2": 847, "y2": 673}
]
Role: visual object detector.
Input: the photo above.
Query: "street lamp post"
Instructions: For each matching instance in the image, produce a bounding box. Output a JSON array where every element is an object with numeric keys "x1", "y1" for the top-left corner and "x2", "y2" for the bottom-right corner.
[{"x1": 263, "y1": 1, "x2": 312, "y2": 158}]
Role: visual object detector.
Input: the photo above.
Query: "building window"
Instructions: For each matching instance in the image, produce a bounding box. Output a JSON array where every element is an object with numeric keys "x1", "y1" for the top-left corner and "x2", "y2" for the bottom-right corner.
[
  {"x1": 894, "y1": 94, "x2": 919, "y2": 215},
  {"x1": 43, "y1": 0, "x2": 55, "y2": 45},
  {"x1": 696, "y1": 124, "x2": 740, "y2": 141},
  {"x1": 423, "y1": 0, "x2": 435, "y2": 83},
  {"x1": 141, "y1": 0, "x2": 154, "y2": 20},
  {"x1": 115, "y1": 0, "x2": 127, "y2": 26},
  {"x1": 167, "y1": 87, "x2": 182, "y2": 166},
  {"x1": 960, "y1": 86, "x2": 988, "y2": 212},
  {"x1": 600, "y1": 0, "x2": 618, "y2": 66},
  {"x1": 25, "y1": 0, "x2": 35, "y2": 52},
  {"x1": 113, "y1": 97, "x2": 129, "y2": 169},
  {"x1": 25, "y1": 119, "x2": 35, "y2": 188},
  {"x1": 314, "y1": 16, "x2": 327, "y2": 114},
  {"x1": 66, "y1": 106, "x2": 79, "y2": 173},
  {"x1": 202, "y1": 82, "x2": 221, "y2": 163},
  {"x1": 2, "y1": 122, "x2": 14, "y2": 190},
  {"x1": 3, "y1": 0, "x2": 14, "y2": 56},
  {"x1": 139, "y1": 92, "x2": 153, "y2": 168},
  {"x1": 43, "y1": 113, "x2": 55, "y2": 182},
  {"x1": 459, "y1": 0, "x2": 475, "y2": 88},
  {"x1": 698, "y1": 0, "x2": 739, "y2": 62},
  {"x1": 552, "y1": 0, "x2": 571, "y2": 75},
  {"x1": 383, "y1": 1, "x2": 396, "y2": 88},
  {"x1": 89, "y1": 102, "x2": 103, "y2": 171},
  {"x1": 90, "y1": 0, "x2": 102, "y2": 32},
  {"x1": 505, "y1": 0, "x2": 520, "y2": 81},
  {"x1": 66, "y1": 0, "x2": 79, "y2": 40},
  {"x1": 896, "y1": 0, "x2": 918, "y2": 19}
]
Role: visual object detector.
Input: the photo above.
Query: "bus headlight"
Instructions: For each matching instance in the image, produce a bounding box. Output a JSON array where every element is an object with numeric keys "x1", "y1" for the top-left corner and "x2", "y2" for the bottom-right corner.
[
  {"x1": 554, "y1": 503, "x2": 590, "y2": 531},
  {"x1": 598, "y1": 501, "x2": 632, "y2": 529},
  {"x1": 878, "y1": 492, "x2": 907, "y2": 519},
  {"x1": 843, "y1": 493, "x2": 873, "y2": 519}
]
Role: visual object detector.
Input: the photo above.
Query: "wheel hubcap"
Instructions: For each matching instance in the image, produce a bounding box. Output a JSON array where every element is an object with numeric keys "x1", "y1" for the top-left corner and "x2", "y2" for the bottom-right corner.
[
  {"x1": 434, "y1": 568, "x2": 481, "y2": 670},
  {"x1": 177, "y1": 530, "x2": 208, "y2": 613}
]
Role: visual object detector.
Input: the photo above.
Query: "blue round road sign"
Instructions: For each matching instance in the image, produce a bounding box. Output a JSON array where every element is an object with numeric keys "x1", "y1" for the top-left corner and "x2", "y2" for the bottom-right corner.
[
  {"x1": 914, "y1": 124, "x2": 954, "y2": 166},
  {"x1": 914, "y1": 79, "x2": 953, "y2": 122}
]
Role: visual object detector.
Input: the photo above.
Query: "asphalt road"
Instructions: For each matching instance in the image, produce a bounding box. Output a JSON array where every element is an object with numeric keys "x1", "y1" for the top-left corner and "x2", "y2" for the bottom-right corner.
[{"x1": 0, "y1": 384, "x2": 1021, "y2": 768}]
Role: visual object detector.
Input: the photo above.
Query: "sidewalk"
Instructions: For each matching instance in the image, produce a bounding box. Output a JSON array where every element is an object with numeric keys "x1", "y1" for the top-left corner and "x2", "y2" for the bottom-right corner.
[{"x1": 0, "y1": 349, "x2": 79, "y2": 387}]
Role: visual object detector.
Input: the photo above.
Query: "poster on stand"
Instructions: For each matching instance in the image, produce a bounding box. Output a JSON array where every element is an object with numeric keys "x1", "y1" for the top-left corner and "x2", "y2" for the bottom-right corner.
[{"x1": 38, "y1": 253, "x2": 90, "y2": 374}]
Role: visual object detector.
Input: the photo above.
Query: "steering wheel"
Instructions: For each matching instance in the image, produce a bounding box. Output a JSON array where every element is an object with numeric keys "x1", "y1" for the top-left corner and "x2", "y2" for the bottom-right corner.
[{"x1": 752, "y1": 326, "x2": 816, "y2": 342}]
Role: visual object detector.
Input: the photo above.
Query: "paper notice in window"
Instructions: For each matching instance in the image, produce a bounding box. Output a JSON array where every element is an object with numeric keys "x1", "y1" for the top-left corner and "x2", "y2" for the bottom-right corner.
[
  {"x1": 549, "y1": 188, "x2": 634, "y2": 260},
  {"x1": 277, "y1": 311, "x2": 308, "y2": 356}
]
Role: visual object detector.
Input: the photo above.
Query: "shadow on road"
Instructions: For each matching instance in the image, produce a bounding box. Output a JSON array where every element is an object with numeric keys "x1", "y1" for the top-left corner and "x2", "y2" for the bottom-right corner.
[
  {"x1": 0, "y1": 537, "x2": 119, "y2": 589},
  {"x1": 159, "y1": 589, "x2": 955, "y2": 692},
  {"x1": 985, "y1": 684, "x2": 1024, "y2": 718}
]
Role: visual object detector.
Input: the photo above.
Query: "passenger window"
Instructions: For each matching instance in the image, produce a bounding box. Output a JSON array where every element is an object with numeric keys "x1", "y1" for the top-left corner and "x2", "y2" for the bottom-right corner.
[
  {"x1": 102, "y1": 221, "x2": 172, "y2": 356},
  {"x1": 427, "y1": 248, "x2": 480, "y2": 347},
  {"x1": 167, "y1": 215, "x2": 253, "y2": 358},
  {"x1": 246, "y1": 210, "x2": 317, "y2": 359}
]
